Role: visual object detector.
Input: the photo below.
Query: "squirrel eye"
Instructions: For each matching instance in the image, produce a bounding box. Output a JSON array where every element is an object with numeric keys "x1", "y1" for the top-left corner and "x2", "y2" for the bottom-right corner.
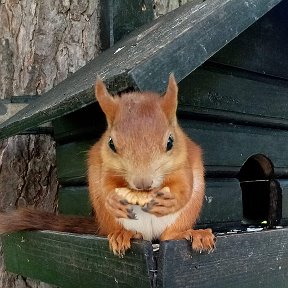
[
  {"x1": 108, "y1": 137, "x2": 117, "y2": 153},
  {"x1": 166, "y1": 134, "x2": 174, "y2": 151}
]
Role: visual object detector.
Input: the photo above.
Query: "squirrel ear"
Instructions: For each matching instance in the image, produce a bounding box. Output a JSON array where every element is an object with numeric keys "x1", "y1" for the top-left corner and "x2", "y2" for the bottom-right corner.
[
  {"x1": 95, "y1": 77, "x2": 118, "y2": 126},
  {"x1": 161, "y1": 74, "x2": 178, "y2": 124}
]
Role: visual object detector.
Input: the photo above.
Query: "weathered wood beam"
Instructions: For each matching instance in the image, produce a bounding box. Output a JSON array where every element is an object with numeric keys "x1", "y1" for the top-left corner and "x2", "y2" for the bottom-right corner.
[
  {"x1": 0, "y1": 0, "x2": 282, "y2": 139},
  {"x1": 54, "y1": 118, "x2": 288, "y2": 184},
  {"x1": 3, "y1": 228, "x2": 288, "y2": 287},
  {"x1": 2, "y1": 231, "x2": 154, "y2": 288},
  {"x1": 100, "y1": 0, "x2": 154, "y2": 47},
  {"x1": 211, "y1": 0, "x2": 288, "y2": 80},
  {"x1": 158, "y1": 228, "x2": 288, "y2": 288}
]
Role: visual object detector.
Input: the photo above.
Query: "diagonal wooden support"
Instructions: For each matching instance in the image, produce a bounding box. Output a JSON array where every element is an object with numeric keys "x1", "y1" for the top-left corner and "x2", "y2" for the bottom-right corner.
[{"x1": 0, "y1": 0, "x2": 282, "y2": 139}]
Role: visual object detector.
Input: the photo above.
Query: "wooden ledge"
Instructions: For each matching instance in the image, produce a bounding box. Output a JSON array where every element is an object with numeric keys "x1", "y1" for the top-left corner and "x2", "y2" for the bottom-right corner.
[
  {"x1": 2, "y1": 231, "x2": 154, "y2": 288},
  {"x1": 2, "y1": 228, "x2": 288, "y2": 287}
]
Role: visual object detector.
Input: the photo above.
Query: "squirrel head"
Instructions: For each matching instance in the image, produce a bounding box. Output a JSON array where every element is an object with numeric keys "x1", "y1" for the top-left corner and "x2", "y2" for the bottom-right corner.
[{"x1": 95, "y1": 75, "x2": 186, "y2": 191}]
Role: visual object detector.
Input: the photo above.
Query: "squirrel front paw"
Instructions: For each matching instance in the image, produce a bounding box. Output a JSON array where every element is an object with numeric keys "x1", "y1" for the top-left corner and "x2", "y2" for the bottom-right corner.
[
  {"x1": 180, "y1": 228, "x2": 216, "y2": 252},
  {"x1": 142, "y1": 186, "x2": 178, "y2": 217},
  {"x1": 105, "y1": 189, "x2": 137, "y2": 219},
  {"x1": 108, "y1": 229, "x2": 143, "y2": 256},
  {"x1": 161, "y1": 228, "x2": 216, "y2": 252},
  {"x1": 185, "y1": 228, "x2": 216, "y2": 252},
  {"x1": 110, "y1": 186, "x2": 179, "y2": 218}
]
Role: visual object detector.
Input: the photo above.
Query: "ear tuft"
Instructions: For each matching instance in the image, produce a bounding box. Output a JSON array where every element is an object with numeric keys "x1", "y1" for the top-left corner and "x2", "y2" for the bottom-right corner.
[
  {"x1": 161, "y1": 74, "x2": 178, "y2": 124},
  {"x1": 95, "y1": 77, "x2": 117, "y2": 126},
  {"x1": 166, "y1": 73, "x2": 178, "y2": 97},
  {"x1": 95, "y1": 77, "x2": 109, "y2": 102}
]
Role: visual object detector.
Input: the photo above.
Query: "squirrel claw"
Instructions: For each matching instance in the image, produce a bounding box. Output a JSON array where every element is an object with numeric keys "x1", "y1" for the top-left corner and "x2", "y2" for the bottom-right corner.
[
  {"x1": 105, "y1": 192, "x2": 133, "y2": 219},
  {"x1": 127, "y1": 208, "x2": 137, "y2": 220},
  {"x1": 141, "y1": 199, "x2": 157, "y2": 212},
  {"x1": 143, "y1": 187, "x2": 177, "y2": 216},
  {"x1": 120, "y1": 199, "x2": 129, "y2": 205},
  {"x1": 108, "y1": 229, "x2": 143, "y2": 256},
  {"x1": 188, "y1": 228, "x2": 216, "y2": 252}
]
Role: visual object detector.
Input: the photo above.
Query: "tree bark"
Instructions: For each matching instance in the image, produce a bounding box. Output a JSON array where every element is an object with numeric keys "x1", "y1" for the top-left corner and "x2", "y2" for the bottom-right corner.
[
  {"x1": 0, "y1": 135, "x2": 58, "y2": 212},
  {"x1": 0, "y1": 0, "x2": 101, "y2": 287},
  {"x1": 0, "y1": 0, "x2": 101, "y2": 99},
  {"x1": 0, "y1": 135, "x2": 58, "y2": 288}
]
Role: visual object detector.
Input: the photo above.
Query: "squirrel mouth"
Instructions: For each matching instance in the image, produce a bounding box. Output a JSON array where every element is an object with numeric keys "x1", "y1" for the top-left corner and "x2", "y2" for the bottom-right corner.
[{"x1": 130, "y1": 187, "x2": 153, "y2": 192}]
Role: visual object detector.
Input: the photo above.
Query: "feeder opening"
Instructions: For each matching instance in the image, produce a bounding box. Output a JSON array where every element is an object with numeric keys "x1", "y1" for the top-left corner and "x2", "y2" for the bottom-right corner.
[{"x1": 239, "y1": 154, "x2": 282, "y2": 227}]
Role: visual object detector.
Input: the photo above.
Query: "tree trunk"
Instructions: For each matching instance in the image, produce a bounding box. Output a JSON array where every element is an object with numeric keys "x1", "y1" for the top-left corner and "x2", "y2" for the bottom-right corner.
[
  {"x1": 0, "y1": 0, "x2": 101, "y2": 98},
  {"x1": 0, "y1": 135, "x2": 58, "y2": 288},
  {"x1": 0, "y1": 0, "x2": 101, "y2": 287}
]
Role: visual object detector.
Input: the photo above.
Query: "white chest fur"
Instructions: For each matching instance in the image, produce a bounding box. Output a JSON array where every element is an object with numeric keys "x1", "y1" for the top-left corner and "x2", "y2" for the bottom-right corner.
[{"x1": 118, "y1": 205, "x2": 180, "y2": 241}]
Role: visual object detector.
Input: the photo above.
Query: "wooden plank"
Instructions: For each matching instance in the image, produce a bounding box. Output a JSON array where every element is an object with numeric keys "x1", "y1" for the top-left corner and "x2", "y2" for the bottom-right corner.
[
  {"x1": 110, "y1": 0, "x2": 154, "y2": 45},
  {"x1": 211, "y1": 0, "x2": 288, "y2": 80},
  {"x1": 279, "y1": 180, "x2": 288, "y2": 225},
  {"x1": 52, "y1": 103, "x2": 106, "y2": 144},
  {"x1": 157, "y1": 228, "x2": 288, "y2": 288},
  {"x1": 4, "y1": 229, "x2": 288, "y2": 288},
  {"x1": 56, "y1": 141, "x2": 95, "y2": 185},
  {"x1": 56, "y1": 179, "x2": 243, "y2": 226},
  {"x1": 199, "y1": 178, "x2": 242, "y2": 226},
  {"x1": 0, "y1": 0, "x2": 281, "y2": 139},
  {"x1": 182, "y1": 120, "x2": 288, "y2": 177},
  {"x1": 2, "y1": 231, "x2": 154, "y2": 288},
  {"x1": 178, "y1": 64, "x2": 288, "y2": 129},
  {"x1": 202, "y1": 179, "x2": 288, "y2": 228},
  {"x1": 128, "y1": 0, "x2": 283, "y2": 92},
  {"x1": 58, "y1": 186, "x2": 92, "y2": 216},
  {"x1": 56, "y1": 178, "x2": 288, "y2": 227},
  {"x1": 100, "y1": 0, "x2": 154, "y2": 49},
  {"x1": 58, "y1": 179, "x2": 242, "y2": 227},
  {"x1": 55, "y1": 119, "x2": 288, "y2": 185},
  {"x1": 53, "y1": 63, "x2": 288, "y2": 144}
]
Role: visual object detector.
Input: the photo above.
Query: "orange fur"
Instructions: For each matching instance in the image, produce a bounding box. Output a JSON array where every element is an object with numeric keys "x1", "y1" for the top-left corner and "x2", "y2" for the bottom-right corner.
[
  {"x1": 88, "y1": 75, "x2": 215, "y2": 255},
  {"x1": 0, "y1": 75, "x2": 215, "y2": 256}
]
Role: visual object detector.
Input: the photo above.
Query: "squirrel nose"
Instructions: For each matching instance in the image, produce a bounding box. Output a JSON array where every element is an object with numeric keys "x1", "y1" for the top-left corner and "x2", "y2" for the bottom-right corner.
[{"x1": 133, "y1": 178, "x2": 153, "y2": 190}]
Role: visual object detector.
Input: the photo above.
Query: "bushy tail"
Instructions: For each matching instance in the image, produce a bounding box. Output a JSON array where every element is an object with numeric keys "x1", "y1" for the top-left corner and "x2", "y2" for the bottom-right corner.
[{"x1": 0, "y1": 208, "x2": 99, "y2": 234}]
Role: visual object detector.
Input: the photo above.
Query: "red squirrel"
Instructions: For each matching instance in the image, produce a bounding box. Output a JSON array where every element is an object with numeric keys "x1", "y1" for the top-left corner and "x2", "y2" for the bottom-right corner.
[{"x1": 0, "y1": 75, "x2": 215, "y2": 256}]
